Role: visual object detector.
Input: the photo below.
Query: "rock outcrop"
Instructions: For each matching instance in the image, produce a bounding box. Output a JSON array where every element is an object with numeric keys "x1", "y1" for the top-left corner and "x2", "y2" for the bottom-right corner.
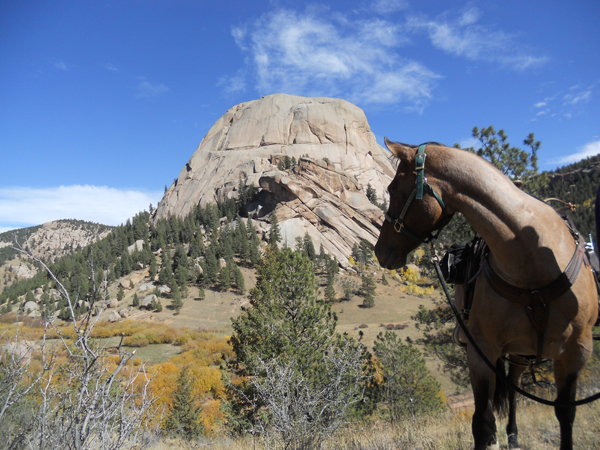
[{"x1": 153, "y1": 94, "x2": 395, "y2": 265}]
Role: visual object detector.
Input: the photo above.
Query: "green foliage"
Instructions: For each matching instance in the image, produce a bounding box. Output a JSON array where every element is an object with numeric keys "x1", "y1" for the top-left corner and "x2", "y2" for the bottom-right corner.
[
  {"x1": 373, "y1": 331, "x2": 445, "y2": 422},
  {"x1": 268, "y1": 212, "x2": 281, "y2": 247},
  {"x1": 117, "y1": 286, "x2": 124, "y2": 302},
  {"x1": 170, "y1": 281, "x2": 183, "y2": 313},
  {"x1": 132, "y1": 292, "x2": 140, "y2": 307},
  {"x1": 457, "y1": 126, "x2": 547, "y2": 196},
  {"x1": 163, "y1": 366, "x2": 204, "y2": 440},
  {"x1": 228, "y1": 247, "x2": 349, "y2": 429},
  {"x1": 361, "y1": 274, "x2": 376, "y2": 308}
]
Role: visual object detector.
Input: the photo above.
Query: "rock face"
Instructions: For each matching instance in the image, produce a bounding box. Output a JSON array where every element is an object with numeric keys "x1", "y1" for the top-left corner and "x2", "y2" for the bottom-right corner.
[{"x1": 153, "y1": 94, "x2": 395, "y2": 265}]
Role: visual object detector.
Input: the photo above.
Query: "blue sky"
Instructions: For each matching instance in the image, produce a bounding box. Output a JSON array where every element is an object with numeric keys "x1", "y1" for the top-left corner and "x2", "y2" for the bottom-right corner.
[{"x1": 1, "y1": 0, "x2": 598, "y2": 232}]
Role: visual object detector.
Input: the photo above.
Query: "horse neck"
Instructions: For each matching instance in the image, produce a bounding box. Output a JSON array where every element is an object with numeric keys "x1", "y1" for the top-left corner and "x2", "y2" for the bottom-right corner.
[{"x1": 434, "y1": 149, "x2": 574, "y2": 285}]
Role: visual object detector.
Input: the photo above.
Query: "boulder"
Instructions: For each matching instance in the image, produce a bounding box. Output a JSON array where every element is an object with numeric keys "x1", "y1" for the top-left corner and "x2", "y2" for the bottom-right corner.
[
  {"x1": 119, "y1": 279, "x2": 131, "y2": 290},
  {"x1": 138, "y1": 282, "x2": 154, "y2": 292},
  {"x1": 141, "y1": 294, "x2": 157, "y2": 309},
  {"x1": 107, "y1": 298, "x2": 119, "y2": 309},
  {"x1": 24, "y1": 301, "x2": 39, "y2": 314},
  {"x1": 157, "y1": 285, "x2": 171, "y2": 295},
  {"x1": 108, "y1": 311, "x2": 121, "y2": 323},
  {"x1": 127, "y1": 239, "x2": 144, "y2": 254},
  {"x1": 119, "y1": 307, "x2": 132, "y2": 318}
]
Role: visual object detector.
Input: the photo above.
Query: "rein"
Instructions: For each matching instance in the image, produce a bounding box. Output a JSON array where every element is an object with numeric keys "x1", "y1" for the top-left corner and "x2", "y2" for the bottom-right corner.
[{"x1": 384, "y1": 144, "x2": 453, "y2": 244}]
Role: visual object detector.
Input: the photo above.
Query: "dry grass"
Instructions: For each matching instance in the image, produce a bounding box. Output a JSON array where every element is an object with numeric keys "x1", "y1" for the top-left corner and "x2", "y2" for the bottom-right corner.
[{"x1": 148, "y1": 400, "x2": 600, "y2": 449}]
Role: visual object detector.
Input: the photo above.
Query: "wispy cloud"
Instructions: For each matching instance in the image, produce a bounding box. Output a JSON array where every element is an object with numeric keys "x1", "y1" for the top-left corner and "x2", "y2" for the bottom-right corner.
[
  {"x1": 225, "y1": 5, "x2": 548, "y2": 109},
  {"x1": 552, "y1": 139, "x2": 600, "y2": 165},
  {"x1": 218, "y1": 70, "x2": 247, "y2": 94},
  {"x1": 407, "y1": 7, "x2": 548, "y2": 70},
  {"x1": 54, "y1": 61, "x2": 68, "y2": 71},
  {"x1": 0, "y1": 185, "x2": 163, "y2": 228},
  {"x1": 229, "y1": 9, "x2": 440, "y2": 110},
  {"x1": 104, "y1": 63, "x2": 119, "y2": 71},
  {"x1": 371, "y1": 0, "x2": 409, "y2": 15},
  {"x1": 137, "y1": 80, "x2": 170, "y2": 98}
]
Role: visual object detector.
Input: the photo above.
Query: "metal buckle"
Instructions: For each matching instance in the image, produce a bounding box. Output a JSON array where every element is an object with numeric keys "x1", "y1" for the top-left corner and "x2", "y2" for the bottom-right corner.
[
  {"x1": 415, "y1": 153, "x2": 426, "y2": 171},
  {"x1": 394, "y1": 220, "x2": 404, "y2": 233}
]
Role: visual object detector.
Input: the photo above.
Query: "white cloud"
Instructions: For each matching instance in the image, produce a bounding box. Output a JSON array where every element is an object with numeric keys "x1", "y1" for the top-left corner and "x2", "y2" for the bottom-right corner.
[
  {"x1": 231, "y1": 9, "x2": 439, "y2": 109},
  {"x1": 553, "y1": 139, "x2": 600, "y2": 165},
  {"x1": 54, "y1": 61, "x2": 68, "y2": 71},
  {"x1": 218, "y1": 69, "x2": 247, "y2": 94},
  {"x1": 0, "y1": 185, "x2": 163, "y2": 228},
  {"x1": 371, "y1": 0, "x2": 409, "y2": 15},
  {"x1": 137, "y1": 80, "x2": 170, "y2": 98},
  {"x1": 407, "y1": 10, "x2": 548, "y2": 70},
  {"x1": 534, "y1": 102, "x2": 546, "y2": 108},
  {"x1": 564, "y1": 90, "x2": 592, "y2": 105},
  {"x1": 104, "y1": 63, "x2": 119, "y2": 71}
]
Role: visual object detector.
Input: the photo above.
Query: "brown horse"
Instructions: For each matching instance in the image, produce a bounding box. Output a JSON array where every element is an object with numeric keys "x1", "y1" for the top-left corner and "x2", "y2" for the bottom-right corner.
[{"x1": 375, "y1": 139, "x2": 598, "y2": 450}]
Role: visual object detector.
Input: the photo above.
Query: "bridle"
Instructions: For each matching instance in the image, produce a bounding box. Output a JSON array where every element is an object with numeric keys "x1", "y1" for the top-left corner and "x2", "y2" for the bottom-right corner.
[{"x1": 384, "y1": 143, "x2": 454, "y2": 244}]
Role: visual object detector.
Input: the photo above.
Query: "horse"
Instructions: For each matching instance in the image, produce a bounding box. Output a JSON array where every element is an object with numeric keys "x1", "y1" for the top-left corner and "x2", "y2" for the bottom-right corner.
[{"x1": 374, "y1": 138, "x2": 598, "y2": 450}]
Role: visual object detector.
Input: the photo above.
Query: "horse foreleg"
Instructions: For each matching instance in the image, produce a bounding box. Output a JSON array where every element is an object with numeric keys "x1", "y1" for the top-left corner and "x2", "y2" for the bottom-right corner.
[
  {"x1": 553, "y1": 360, "x2": 580, "y2": 450},
  {"x1": 469, "y1": 349, "x2": 498, "y2": 449},
  {"x1": 506, "y1": 358, "x2": 527, "y2": 449}
]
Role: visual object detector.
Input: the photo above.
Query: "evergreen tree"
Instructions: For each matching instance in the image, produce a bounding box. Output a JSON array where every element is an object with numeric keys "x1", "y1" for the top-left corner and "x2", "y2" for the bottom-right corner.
[
  {"x1": 361, "y1": 274, "x2": 376, "y2": 308},
  {"x1": 228, "y1": 247, "x2": 365, "y2": 436},
  {"x1": 158, "y1": 254, "x2": 173, "y2": 286},
  {"x1": 163, "y1": 367, "x2": 204, "y2": 440},
  {"x1": 232, "y1": 263, "x2": 246, "y2": 293},
  {"x1": 230, "y1": 247, "x2": 339, "y2": 374},
  {"x1": 218, "y1": 264, "x2": 231, "y2": 291},
  {"x1": 366, "y1": 183, "x2": 378, "y2": 205},
  {"x1": 268, "y1": 212, "x2": 281, "y2": 247},
  {"x1": 373, "y1": 332, "x2": 444, "y2": 422},
  {"x1": 132, "y1": 292, "x2": 140, "y2": 307},
  {"x1": 117, "y1": 286, "x2": 124, "y2": 302},
  {"x1": 204, "y1": 247, "x2": 219, "y2": 286},
  {"x1": 148, "y1": 256, "x2": 157, "y2": 281},
  {"x1": 303, "y1": 232, "x2": 316, "y2": 261},
  {"x1": 170, "y1": 281, "x2": 183, "y2": 313}
]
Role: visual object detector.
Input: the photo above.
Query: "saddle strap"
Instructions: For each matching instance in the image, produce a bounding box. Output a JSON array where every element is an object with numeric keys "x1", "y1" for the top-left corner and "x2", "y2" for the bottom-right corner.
[{"x1": 482, "y1": 239, "x2": 587, "y2": 362}]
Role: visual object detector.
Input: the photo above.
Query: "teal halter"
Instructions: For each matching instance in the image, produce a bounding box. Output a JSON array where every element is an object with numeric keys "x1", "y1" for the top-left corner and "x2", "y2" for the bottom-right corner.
[{"x1": 384, "y1": 144, "x2": 453, "y2": 244}]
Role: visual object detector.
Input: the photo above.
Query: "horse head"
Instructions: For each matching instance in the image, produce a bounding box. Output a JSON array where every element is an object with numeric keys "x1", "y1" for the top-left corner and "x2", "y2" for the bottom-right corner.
[{"x1": 375, "y1": 138, "x2": 453, "y2": 270}]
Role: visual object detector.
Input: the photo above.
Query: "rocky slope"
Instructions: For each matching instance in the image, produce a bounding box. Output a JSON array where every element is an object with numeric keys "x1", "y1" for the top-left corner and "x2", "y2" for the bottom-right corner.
[
  {"x1": 0, "y1": 220, "x2": 112, "y2": 291},
  {"x1": 153, "y1": 94, "x2": 395, "y2": 265}
]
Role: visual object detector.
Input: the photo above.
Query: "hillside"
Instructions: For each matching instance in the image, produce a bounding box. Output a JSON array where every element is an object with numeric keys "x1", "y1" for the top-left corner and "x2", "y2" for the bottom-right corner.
[{"x1": 0, "y1": 219, "x2": 113, "y2": 294}]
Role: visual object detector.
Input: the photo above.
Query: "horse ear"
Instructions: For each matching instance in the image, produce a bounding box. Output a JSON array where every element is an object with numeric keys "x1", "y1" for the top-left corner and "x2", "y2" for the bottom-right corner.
[{"x1": 384, "y1": 137, "x2": 414, "y2": 164}]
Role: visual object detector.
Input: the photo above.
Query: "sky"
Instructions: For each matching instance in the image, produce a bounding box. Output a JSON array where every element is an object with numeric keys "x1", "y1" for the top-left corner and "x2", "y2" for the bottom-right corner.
[{"x1": 1, "y1": 0, "x2": 599, "y2": 232}]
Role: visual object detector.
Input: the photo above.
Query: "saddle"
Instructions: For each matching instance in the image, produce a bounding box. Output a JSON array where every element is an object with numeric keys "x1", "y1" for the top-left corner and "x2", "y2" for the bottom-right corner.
[{"x1": 442, "y1": 218, "x2": 590, "y2": 363}]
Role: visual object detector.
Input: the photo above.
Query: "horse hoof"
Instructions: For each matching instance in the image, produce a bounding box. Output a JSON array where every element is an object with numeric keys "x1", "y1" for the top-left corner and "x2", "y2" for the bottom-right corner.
[{"x1": 508, "y1": 433, "x2": 521, "y2": 449}]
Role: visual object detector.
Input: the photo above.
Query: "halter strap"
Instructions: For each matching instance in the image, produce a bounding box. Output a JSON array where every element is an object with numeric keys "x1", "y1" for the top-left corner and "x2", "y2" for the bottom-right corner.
[{"x1": 384, "y1": 143, "x2": 453, "y2": 244}]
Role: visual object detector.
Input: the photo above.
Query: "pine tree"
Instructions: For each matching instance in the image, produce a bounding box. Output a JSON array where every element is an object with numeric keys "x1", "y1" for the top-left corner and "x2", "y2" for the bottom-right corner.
[
  {"x1": 158, "y1": 254, "x2": 173, "y2": 286},
  {"x1": 117, "y1": 286, "x2": 124, "y2": 302},
  {"x1": 218, "y1": 264, "x2": 231, "y2": 291},
  {"x1": 163, "y1": 367, "x2": 204, "y2": 440},
  {"x1": 303, "y1": 232, "x2": 316, "y2": 260},
  {"x1": 366, "y1": 183, "x2": 378, "y2": 205},
  {"x1": 268, "y1": 212, "x2": 281, "y2": 247},
  {"x1": 170, "y1": 281, "x2": 183, "y2": 313},
  {"x1": 132, "y1": 292, "x2": 140, "y2": 307},
  {"x1": 230, "y1": 247, "x2": 339, "y2": 380},
  {"x1": 373, "y1": 332, "x2": 444, "y2": 422},
  {"x1": 361, "y1": 274, "x2": 376, "y2": 308},
  {"x1": 232, "y1": 263, "x2": 246, "y2": 293}
]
